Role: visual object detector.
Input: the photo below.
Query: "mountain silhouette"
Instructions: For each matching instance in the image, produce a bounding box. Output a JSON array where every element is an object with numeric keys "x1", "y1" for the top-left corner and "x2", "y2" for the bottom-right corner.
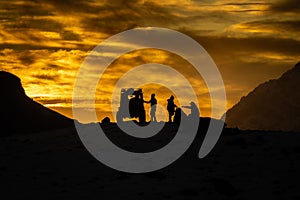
[
  {"x1": 225, "y1": 61, "x2": 300, "y2": 132},
  {"x1": 0, "y1": 71, "x2": 74, "y2": 134}
]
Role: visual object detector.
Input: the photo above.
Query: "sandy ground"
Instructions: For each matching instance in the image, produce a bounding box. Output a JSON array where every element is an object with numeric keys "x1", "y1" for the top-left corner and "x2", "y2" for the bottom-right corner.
[{"x1": 0, "y1": 124, "x2": 299, "y2": 199}]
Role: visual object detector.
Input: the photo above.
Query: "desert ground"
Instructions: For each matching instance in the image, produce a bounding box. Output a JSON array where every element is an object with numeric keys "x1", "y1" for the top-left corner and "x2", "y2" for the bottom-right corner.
[{"x1": 0, "y1": 123, "x2": 299, "y2": 200}]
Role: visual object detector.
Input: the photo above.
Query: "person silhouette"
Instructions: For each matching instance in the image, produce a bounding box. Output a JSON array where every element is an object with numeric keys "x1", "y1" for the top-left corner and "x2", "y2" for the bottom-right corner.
[
  {"x1": 144, "y1": 93, "x2": 157, "y2": 122},
  {"x1": 173, "y1": 107, "x2": 188, "y2": 126},
  {"x1": 182, "y1": 101, "x2": 200, "y2": 120},
  {"x1": 167, "y1": 95, "x2": 177, "y2": 123}
]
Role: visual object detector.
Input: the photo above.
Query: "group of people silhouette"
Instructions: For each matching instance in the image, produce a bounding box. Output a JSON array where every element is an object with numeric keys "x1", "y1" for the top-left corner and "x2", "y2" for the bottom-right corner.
[
  {"x1": 116, "y1": 88, "x2": 198, "y2": 124},
  {"x1": 144, "y1": 93, "x2": 199, "y2": 123}
]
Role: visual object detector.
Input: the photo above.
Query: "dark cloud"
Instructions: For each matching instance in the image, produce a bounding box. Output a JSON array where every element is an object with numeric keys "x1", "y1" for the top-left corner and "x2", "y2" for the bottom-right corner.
[
  {"x1": 32, "y1": 73, "x2": 61, "y2": 81},
  {"x1": 222, "y1": 3, "x2": 269, "y2": 6},
  {"x1": 4, "y1": 18, "x2": 63, "y2": 32},
  {"x1": 34, "y1": 97, "x2": 71, "y2": 105},
  {"x1": 60, "y1": 30, "x2": 81, "y2": 41},
  {"x1": 181, "y1": 31, "x2": 300, "y2": 57},
  {"x1": 240, "y1": 19, "x2": 300, "y2": 32},
  {"x1": 1, "y1": 0, "x2": 183, "y2": 45},
  {"x1": 47, "y1": 63, "x2": 66, "y2": 69},
  {"x1": 34, "y1": 96, "x2": 110, "y2": 105},
  {"x1": 38, "y1": 0, "x2": 102, "y2": 14},
  {"x1": 0, "y1": 0, "x2": 53, "y2": 19},
  {"x1": 0, "y1": 0, "x2": 84, "y2": 46},
  {"x1": 82, "y1": 16, "x2": 139, "y2": 35},
  {"x1": 0, "y1": 43, "x2": 93, "y2": 51},
  {"x1": 17, "y1": 51, "x2": 36, "y2": 66},
  {"x1": 3, "y1": 17, "x2": 82, "y2": 42},
  {"x1": 79, "y1": 1, "x2": 184, "y2": 35},
  {"x1": 270, "y1": 0, "x2": 300, "y2": 12},
  {"x1": 229, "y1": 9, "x2": 266, "y2": 13}
]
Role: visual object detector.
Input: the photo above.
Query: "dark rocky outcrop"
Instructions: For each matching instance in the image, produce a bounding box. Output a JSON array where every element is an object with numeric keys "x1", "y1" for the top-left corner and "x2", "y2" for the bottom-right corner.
[
  {"x1": 225, "y1": 62, "x2": 300, "y2": 132},
  {"x1": 0, "y1": 71, "x2": 74, "y2": 134}
]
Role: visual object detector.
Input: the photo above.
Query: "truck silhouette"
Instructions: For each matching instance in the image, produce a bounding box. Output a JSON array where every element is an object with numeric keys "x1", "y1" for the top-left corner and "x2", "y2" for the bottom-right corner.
[{"x1": 116, "y1": 88, "x2": 146, "y2": 123}]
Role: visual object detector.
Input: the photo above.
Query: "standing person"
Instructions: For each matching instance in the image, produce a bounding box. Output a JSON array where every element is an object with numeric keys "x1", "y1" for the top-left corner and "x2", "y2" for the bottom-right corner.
[
  {"x1": 144, "y1": 93, "x2": 157, "y2": 122},
  {"x1": 167, "y1": 95, "x2": 177, "y2": 123},
  {"x1": 182, "y1": 101, "x2": 200, "y2": 120}
]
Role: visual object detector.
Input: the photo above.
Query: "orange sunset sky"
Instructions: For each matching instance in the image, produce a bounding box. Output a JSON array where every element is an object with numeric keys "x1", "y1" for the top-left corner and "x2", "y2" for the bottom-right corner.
[{"x1": 0, "y1": 0, "x2": 300, "y2": 123}]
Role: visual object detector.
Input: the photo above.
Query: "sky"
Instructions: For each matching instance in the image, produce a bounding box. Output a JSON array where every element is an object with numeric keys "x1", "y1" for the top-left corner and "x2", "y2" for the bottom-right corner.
[{"x1": 0, "y1": 0, "x2": 299, "y2": 123}]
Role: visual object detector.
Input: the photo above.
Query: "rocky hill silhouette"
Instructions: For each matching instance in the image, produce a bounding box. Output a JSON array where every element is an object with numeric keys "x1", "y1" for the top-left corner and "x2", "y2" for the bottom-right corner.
[
  {"x1": 0, "y1": 71, "x2": 74, "y2": 134},
  {"x1": 225, "y1": 61, "x2": 300, "y2": 132}
]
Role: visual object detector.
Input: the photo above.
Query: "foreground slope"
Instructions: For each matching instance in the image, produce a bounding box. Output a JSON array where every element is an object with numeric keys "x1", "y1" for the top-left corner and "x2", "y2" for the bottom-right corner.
[{"x1": 0, "y1": 124, "x2": 299, "y2": 199}]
